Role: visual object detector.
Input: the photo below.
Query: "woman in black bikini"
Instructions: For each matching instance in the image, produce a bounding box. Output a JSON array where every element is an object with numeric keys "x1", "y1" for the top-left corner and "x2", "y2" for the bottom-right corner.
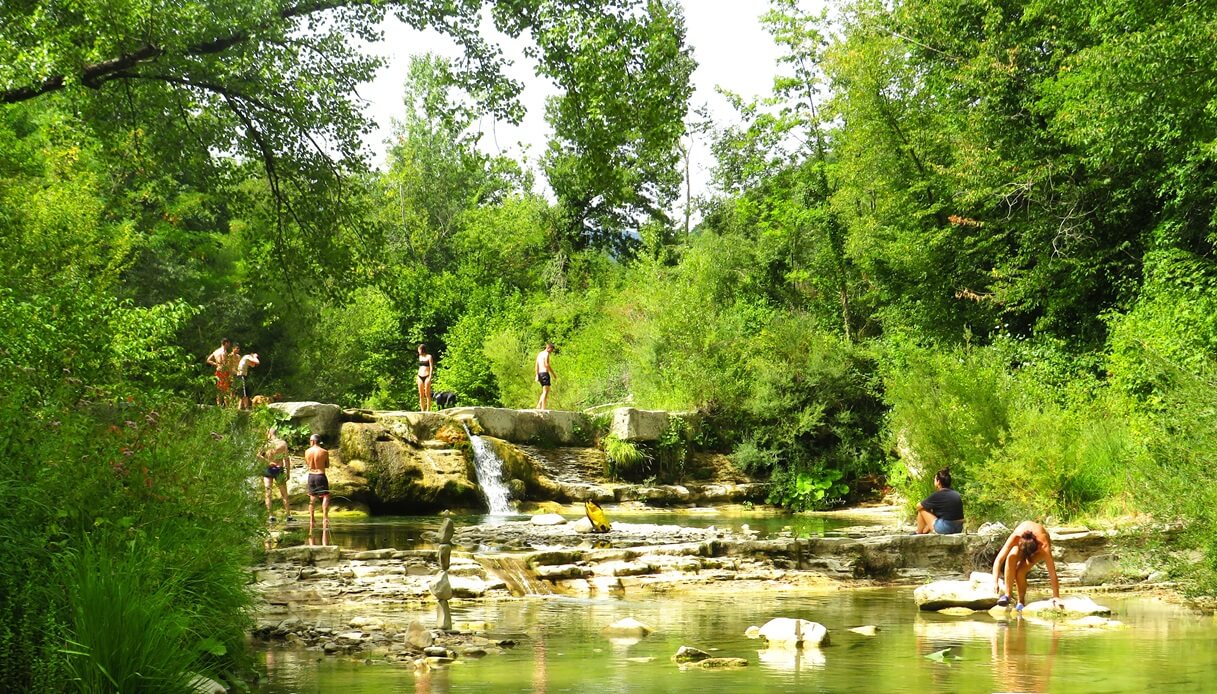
[{"x1": 416, "y1": 343, "x2": 435, "y2": 411}]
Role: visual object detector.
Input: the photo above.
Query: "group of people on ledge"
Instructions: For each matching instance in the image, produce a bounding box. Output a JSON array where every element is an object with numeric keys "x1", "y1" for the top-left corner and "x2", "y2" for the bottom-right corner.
[
  {"x1": 914, "y1": 467, "x2": 1061, "y2": 612},
  {"x1": 206, "y1": 337, "x2": 261, "y2": 409},
  {"x1": 414, "y1": 341, "x2": 558, "y2": 411}
]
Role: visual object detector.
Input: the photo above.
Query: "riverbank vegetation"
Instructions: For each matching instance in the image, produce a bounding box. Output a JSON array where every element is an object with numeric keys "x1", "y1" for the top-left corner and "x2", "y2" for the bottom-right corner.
[{"x1": 4, "y1": 0, "x2": 1217, "y2": 688}]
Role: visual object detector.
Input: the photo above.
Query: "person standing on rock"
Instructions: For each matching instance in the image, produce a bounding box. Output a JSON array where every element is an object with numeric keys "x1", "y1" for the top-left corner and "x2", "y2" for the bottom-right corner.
[
  {"x1": 914, "y1": 467, "x2": 964, "y2": 535},
  {"x1": 236, "y1": 349, "x2": 261, "y2": 410},
  {"x1": 417, "y1": 343, "x2": 435, "y2": 412},
  {"x1": 259, "y1": 428, "x2": 290, "y2": 521},
  {"x1": 535, "y1": 342, "x2": 556, "y2": 410},
  {"x1": 992, "y1": 521, "x2": 1061, "y2": 612},
  {"x1": 305, "y1": 434, "x2": 331, "y2": 536},
  {"x1": 206, "y1": 337, "x2": 232, "y2": 406}
]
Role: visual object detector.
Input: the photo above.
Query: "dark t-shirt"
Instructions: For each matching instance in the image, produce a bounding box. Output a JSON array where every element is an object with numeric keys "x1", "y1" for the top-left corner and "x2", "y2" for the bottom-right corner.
[{"x1": 920, "y1": 488, "x2": 964, "y2": 521}]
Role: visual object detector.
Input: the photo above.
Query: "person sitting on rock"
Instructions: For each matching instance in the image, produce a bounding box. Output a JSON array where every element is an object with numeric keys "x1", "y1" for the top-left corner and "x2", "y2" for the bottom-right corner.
[
  {"x1": 914, "y1": 467, "x2": 965, "y2": 535},
  {"x1": 992, "y1": 521, "x2": 1061, "y2": 612}
]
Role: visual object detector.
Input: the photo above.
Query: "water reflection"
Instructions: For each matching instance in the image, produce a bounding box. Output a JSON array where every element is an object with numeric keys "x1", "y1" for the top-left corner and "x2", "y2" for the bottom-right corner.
[
  {"x1": 755, "y1": 646, "x2": 827, "y2": 671},
  {"x1": 990, "y1": 618, "x2": 1058, "y2": 694},
  {"x1": 306, "y1": 526, "x2": 330, "y2": 547}
]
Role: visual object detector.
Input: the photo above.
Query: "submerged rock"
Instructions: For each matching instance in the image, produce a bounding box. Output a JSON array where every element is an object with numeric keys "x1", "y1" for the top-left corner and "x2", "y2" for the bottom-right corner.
[
  {"x1": 848, "y1": 625, "x2": 880, "y2": 636},
  {"x1": 672, "y1": 646, "x2": 711, "y2": 663},
  {"x1": 696, "y1": 657, "x2": 748, "y2": 669},
  {"x1": 603, "y1": 617, "x2": 654, "y2": 637},
  {"x1": 531, "y1": 513, "x2": 568, "y2": 526},
  {"x1": 1020, "y1": 595, "x2": 1112, "y2": 616}
]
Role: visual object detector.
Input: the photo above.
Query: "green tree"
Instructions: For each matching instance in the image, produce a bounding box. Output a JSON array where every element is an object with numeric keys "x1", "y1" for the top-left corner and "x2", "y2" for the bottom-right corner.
[{"x1": 529, "y1": 0, "x2": 696, "y2": 253}]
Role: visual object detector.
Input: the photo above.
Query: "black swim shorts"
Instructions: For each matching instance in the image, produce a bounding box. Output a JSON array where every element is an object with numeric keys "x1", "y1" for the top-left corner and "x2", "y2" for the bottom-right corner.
[
  {"x1": 538, "y1": 372, "x2": 551, "y2": 387},
  {"x1": 263, "y1": 464, "x2": 283, "y2": 479},
  {"x1": 307, "y1": 473, "x2": 330, "y2": 496}
]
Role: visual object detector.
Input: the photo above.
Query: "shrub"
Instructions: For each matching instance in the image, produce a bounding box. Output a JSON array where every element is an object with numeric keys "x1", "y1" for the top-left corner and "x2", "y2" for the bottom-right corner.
[{"x1": 602, "y1": 434, "x2": 650, "y2": 480}]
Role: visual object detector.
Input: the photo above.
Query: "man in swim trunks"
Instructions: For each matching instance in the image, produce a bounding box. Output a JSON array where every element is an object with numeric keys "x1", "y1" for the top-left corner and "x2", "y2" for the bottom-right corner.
[
  {"x1": 206, "y1": 338, "x2": 232, "y2": 405},
  {"x1": 992, "y1": 520, "x2": 1062, "y2": 612},
  {"x1": 236, "y1": 350, "x2": 260, "y2": 410},
  {"x1": 304, "y1": 433, "x2": 330, "y2": 535},
  {"x1": 535, "y1": 343, "x2": 556, "y2": 410},
  {"x1": 258, "y1": 428, "x2": 290, "y2": 521}
]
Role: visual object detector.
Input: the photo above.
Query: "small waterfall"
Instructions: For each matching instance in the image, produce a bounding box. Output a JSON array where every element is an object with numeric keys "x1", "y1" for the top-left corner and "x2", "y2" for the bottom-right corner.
[
  {"x1": 464, "y1": 425, "x2": 513, "y2": 515},
  {"x1": 479, "y1": 555, "x2": 554, "y2": 596}
]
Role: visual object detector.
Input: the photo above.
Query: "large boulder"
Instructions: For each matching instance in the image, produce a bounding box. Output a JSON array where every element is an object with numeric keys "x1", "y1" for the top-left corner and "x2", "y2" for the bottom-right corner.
[
  {"x1": 446, "y1": 407, "x2": 593, "y2": 446},
  {"x1": 914, "y1": 572, "x2": 1000, "y2": 611},
  {"x1": 757, "y1": 618, "x2": 829, "y2": 649},
  {"x1": 373, "y1": 411, "x2": 448, "y2": 445},
  {"x1": 269, "y1": 402, "x2": 343, "y2": 442},
  {"x1": 609, "y1": 408, "x2": 671, "y2": 442},
  {"x1": 362, "y1": 437, "x2": 481, "y2": 512}
]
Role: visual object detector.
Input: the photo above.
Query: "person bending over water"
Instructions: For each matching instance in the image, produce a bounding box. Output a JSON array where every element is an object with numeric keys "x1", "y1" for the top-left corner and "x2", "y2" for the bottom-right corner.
[
  {"x1": 914, "y1": 467, "x2": 964, "y2": 534},
  {"x1": 416, "y1": 344, "x2": 435, "y2": 412},
  {"x1": 304, "y1": 434, "x2": 330, "y2": 535},
  {"x1": 992, "y1": 521, "x2": 1061, "y2": 612}
]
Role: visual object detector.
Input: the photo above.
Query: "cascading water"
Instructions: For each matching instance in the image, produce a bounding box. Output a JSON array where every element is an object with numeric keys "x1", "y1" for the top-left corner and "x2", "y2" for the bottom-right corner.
[{"x1": 464, "y1": 425, "x2": 513, "y2": 515}]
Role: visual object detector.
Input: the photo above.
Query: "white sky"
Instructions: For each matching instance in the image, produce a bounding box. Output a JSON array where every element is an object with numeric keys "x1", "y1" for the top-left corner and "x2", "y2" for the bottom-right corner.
[{"x1": 355, "y1": 1, "x2": 785, "y2": 201}]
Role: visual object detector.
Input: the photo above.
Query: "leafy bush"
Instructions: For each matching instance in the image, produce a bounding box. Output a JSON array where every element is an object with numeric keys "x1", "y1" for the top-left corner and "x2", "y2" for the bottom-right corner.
[{"x1": 882, "y1": 339, "x2": 1132, "y2": 522}]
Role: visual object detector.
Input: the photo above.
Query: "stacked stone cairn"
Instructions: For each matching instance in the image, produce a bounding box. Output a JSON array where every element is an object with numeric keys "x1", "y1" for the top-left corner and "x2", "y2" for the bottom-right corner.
[{"x1": 429, "y1": 518, "x2": 455, "y2": 631}]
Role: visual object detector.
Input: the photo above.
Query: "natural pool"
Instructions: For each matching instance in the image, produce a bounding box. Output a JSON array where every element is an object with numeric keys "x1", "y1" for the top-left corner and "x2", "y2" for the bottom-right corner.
[
  {"x1": 315, "y1": 510, "x2": 860, "y2": 552},
  {"x1": 255, "y1": 589, "x2": 1217, "y2": 693}
]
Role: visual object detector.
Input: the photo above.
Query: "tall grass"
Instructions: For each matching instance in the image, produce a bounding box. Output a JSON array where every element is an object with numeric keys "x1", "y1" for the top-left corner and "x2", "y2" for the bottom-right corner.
[
  {"x1": 602, "y1": 434, "x2": 650, "y2": 480},
  {"x1": 62, "y1": 542, "x2": 199, "y2": 693}
]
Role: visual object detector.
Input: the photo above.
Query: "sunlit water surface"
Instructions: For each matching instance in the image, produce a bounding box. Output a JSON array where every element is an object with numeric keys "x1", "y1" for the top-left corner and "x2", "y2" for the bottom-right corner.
[
  {"x1": 317, "y1": 511, "x2": 854, "y2": 552},
  {"x1": 255, "y1": 587, "x2": 1217, "y2": 693}
]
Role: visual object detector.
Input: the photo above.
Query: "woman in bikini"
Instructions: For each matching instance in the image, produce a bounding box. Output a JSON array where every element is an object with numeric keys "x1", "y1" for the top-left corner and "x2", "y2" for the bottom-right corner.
[
  {"x1": 992, "y1": 520, "x2": 1061, "y2": 612},
  {"x1": 416, "y1": 343, "x2": 435, "y2": 412}
]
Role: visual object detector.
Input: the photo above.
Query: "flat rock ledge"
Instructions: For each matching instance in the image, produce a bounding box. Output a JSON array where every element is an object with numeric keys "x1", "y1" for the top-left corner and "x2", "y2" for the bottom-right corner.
[{"x1": 253, "y1": 524, "x2": 1130, "y2": 622}]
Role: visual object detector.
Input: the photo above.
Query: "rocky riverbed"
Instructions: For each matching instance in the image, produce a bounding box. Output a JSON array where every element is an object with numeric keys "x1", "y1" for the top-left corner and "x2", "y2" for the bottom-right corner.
[{"x1": 251, "y1": 513, "x2": 1162, "y2": 664}]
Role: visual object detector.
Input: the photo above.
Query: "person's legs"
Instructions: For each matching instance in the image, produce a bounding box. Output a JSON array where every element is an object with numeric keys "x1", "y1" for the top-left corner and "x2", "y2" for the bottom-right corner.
[
  {"x1": 321, "y1": 493, "x2": 330, "y2": 530},
  {"x1": 915, "y1": 508, "x2": 935, "y2": 534},
  {"x1": 263, "y1": 476, "x2": 274, "y2": 514},
  {"x1": 1003, "y1": 548, "x2": 1022, "y2": 601},
  {"x1": 1015, "y1": 564, "x2": 1030, "y2": 606},
  {"x1": 240, "y1": 377, "x2": 250, "y2": 410},
  {"x1": 538, "y1": 384, "x2": 550, "y2": 410},
  {"x1": 308, "y1": 494, "x2": 317, "y2": 533},
  {"x1": 417, "y1": 376, "x2": 426, "y2": 411},
  {"x1": 423, "y1": 378, "x2": 433, "y2": 412},
  {"x1": 277, "y1": 479, "x2": 290, "y2": 518}
]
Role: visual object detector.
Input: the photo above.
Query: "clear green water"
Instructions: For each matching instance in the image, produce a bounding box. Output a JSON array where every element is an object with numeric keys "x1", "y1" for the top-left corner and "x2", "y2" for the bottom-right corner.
[
  {"x1": 319, "y1": 512, "x2": 855, "y2": 551},
  {"x1": 255, "y1": 590, "x2": 1217, "y2": 693}
]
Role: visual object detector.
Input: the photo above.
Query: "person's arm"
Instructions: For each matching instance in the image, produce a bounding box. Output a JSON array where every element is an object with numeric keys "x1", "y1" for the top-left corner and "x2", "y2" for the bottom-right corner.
[
  {"x1": 206, "y1": 350, "x2": 220, "y2": 367},
  {"x1": 1044, "y1": 548, "x2": 1061, "y2": 602},
  {"x1": 319, "y1": 449, "x2": 329, "y2": 471}
]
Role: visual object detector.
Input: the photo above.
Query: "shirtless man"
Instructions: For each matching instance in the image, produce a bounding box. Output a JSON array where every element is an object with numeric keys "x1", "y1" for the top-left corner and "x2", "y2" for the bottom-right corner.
[
  {"x1": 258, "y1": 429, "x2": 290, "y2": 521},
  {"x1": 206, "y1": 338, "x2": 232, "y2": 406},
  {"x1": 535, "y1": 343, "x2": 556, "y2": 410},
  {"x1": 304, "y1": 434, "x2": 330, "y2": 535},
  {"x1": 992, "y1": 520, "x2": 1061, "y2": 612},
  {"x1": 236, "y1": 350, "x2": 260, "y2": 410}
]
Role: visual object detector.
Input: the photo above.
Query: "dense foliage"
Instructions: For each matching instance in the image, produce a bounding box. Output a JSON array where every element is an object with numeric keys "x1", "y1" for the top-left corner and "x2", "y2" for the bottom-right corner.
[{"x1": 4, "y1": 0, "x2": 1217, "y2": 686}]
